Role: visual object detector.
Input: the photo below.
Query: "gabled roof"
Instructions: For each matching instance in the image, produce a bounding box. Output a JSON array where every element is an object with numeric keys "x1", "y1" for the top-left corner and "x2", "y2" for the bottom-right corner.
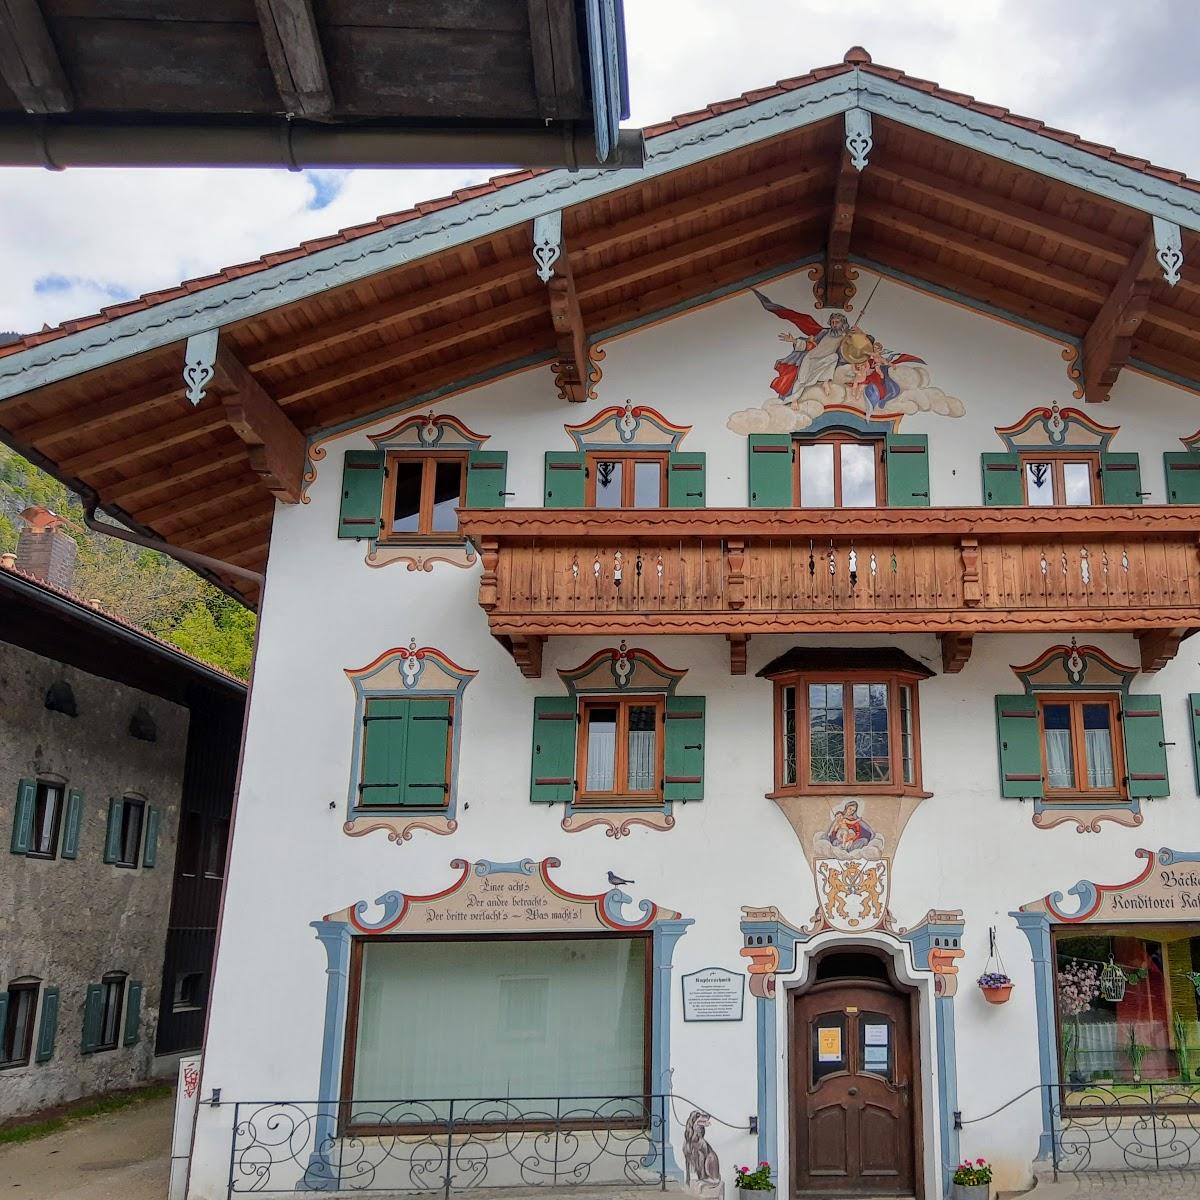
[{"x1": 0, "y1": 48, "x2": 1198, "y2": 608}]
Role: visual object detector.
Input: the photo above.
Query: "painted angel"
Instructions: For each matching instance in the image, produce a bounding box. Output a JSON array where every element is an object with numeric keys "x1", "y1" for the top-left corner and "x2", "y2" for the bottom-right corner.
[{"x1": 752, "y1": 289, "x2": 850, "y2": 401}]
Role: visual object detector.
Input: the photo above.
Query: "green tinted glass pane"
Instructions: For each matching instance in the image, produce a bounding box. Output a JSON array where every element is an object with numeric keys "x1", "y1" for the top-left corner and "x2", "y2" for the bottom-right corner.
[
  {"x1": 783, "y1": 686, "x2": 797, "y2": 786},
  {"x1": 853, "y1": 683, "x2": 891, "y2": 784},
  {"x1": 808, "y1": 683, "x2": 845, "y2": 784}
]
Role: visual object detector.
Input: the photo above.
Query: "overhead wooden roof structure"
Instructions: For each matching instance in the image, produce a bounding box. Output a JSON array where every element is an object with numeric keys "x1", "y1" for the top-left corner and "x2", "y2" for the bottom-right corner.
[
  {"x1": 0, "y1": 47, "x2": 1198, "y2": 608},
  {"x1": 0, "y1": 0, "x2": 638, "y2": 169}
]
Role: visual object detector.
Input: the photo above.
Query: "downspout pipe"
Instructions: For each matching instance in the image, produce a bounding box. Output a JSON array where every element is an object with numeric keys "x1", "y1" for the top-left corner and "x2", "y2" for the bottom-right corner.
[
  {"x1": 0, "y1": 119, "x2": 645, "y2": 171},
  {"x1": 81, "y1": 496, "x2": 265, "y2": 590}
]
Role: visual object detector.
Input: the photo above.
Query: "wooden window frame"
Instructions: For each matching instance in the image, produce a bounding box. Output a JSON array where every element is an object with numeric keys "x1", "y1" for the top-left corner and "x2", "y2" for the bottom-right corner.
[
  {"x1": 26, "y1": 780, "x2": 63, "y2": 860},
  {"x1": 339, "y1": 931, "x2": 653, "y2": 1136},
  {"x1": 794, "y1": 432, "x2": 885, "y2": 509},
  {"x1": 96, "y1": 973, "x2": 126, "y2": 1053},
  {"x1": 584, "y1": 451, "x2": 668, "y2": 509},
  {"x1": 1018, "y1": 451, "x2": 1100, "y2": 506},
  {"x1": 115, "y1": 797, "x2": 144, "y2": 869},
  {"x1": 1037, "y1": 692, "x2": 1125, "y2": 802},
  {"x1": 1, "y1": 979, "x2": 39, "y2": 1068},
  {"x1": 359, "y1": 695, "x2": 455, "y2": 813},
  {"x1": 769, "y1": 671, "x2": 927, "y2": 798},
  {"x1": 576, "y1": 695, "x2": 665, "y2": 807},
  {"x1": 380, "y1": 451, "x2": 467, "y2": 542}
]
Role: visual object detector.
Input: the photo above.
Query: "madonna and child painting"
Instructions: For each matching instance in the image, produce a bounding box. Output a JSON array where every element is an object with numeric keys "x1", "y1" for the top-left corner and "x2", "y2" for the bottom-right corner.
[{"x1": 726, "y1": 288, "x2": 965, "y2": 434}]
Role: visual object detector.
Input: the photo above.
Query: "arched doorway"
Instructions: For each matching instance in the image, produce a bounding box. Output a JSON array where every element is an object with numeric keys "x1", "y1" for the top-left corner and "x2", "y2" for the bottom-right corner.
[{"x1": 789, "y1": 947, "x2": 921, "y2": 1197}]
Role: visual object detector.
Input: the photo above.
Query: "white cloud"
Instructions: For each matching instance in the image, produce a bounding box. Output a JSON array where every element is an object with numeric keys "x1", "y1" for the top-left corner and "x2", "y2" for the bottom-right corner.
[{"x1": 0, "y1": 0, "x2": 1195, "y2": 334}]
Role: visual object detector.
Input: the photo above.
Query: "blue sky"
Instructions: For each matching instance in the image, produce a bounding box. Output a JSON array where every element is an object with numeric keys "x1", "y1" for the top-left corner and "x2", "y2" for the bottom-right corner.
[{"x1": 0, "y1": 0, "x2": 1196, "y2": 334}]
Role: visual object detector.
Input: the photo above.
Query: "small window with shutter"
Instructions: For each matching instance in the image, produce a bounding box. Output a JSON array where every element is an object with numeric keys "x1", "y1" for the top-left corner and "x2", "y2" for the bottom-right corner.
[{"x1": 359, "y1": 696, "x2": 453, "y2": 810}]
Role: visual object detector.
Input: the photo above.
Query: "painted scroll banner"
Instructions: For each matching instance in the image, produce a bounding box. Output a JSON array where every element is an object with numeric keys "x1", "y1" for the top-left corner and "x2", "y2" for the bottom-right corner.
[{"x1": 682, "y1": 967, "x2": 745, "y2": 1022}]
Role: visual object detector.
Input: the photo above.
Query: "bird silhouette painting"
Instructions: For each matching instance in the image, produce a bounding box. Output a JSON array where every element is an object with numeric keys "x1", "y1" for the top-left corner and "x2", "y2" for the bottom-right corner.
[{"x1": 607, "y1": 871, "x2": 634, "y2": 887}]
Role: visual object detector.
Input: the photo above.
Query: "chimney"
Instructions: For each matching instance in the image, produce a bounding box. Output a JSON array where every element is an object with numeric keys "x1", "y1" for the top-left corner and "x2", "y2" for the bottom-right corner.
[{"x1": 16, "y1": 506, "x2": 77, "y2": 590}]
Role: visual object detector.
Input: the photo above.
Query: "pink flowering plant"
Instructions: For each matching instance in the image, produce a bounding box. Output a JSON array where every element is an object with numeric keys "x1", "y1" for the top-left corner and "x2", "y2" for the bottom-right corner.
[
  {"x1": 734, "y1": 1161, "x2": 774, "y2": 1190},
  {"x1": 952, "y1": 1157, "x2": 993, "y2": 1187},
  {"x1": 1057, "y1": 960, "x2": 1100, "y2": 1017}
]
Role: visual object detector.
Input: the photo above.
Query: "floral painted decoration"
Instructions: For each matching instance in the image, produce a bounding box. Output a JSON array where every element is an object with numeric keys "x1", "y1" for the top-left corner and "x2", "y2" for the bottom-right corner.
[
  {"x1": 953, "y1": 1158, "x2": 993, "y2": 1186},
  {"x1": 1058, "y1": 959, "x2": 1101, "y2": 1017},
  {"x1": 977, "y1": 972, "x2": 1012, "y2": 989},
  {"x1": 735, "y1": 1161, "x2": 775, "y2": 1191}
]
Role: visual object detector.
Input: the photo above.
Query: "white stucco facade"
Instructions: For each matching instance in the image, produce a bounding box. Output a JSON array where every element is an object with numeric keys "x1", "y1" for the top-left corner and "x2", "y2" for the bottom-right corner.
[{"x1": 185, "y1": 271, "x2": 1200, "y2": 1199}]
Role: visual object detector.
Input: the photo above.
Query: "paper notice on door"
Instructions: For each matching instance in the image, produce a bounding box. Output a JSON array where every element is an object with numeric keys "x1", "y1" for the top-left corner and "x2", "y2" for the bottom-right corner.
[
  {"x1": 864, "y1": 1043, "x2": 889, "y2": 1069},
  {"x1": 864, "y1": 1023, "x2": 889, "y2": 1046},
  {"x1": 817, "y1": 1027, "x2": 842, "y2": 1062}
]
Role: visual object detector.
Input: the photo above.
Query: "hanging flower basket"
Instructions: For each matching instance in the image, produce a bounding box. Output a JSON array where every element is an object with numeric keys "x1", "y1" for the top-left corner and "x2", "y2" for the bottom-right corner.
[{"x1": 978, "y1": 972, "x2": 1013, "y2": 1004}]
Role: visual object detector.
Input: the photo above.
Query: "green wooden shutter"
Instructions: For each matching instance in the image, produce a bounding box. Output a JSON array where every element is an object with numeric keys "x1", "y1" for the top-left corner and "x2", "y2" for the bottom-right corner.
[
  {"x1": 530, "y1": 696, "x2": 577, "y2": 803},
  {"x1": 1123, "y1": 694, "x2": 1169, "y2": 798},
  {"x1": 981, "y1": 453, "x2": 1023, "y2": 505},
  {"x1": 360, "y1": 698, "x2": 409, "y2": 807},
  {"x1": 123, "y1": 981, "x2": 143, "y2": 1046},
  {"x1": 10, "y1": 777, "x2": 36, "y2": 854},
  {"x1": 142, "y1": 806, "x2": 160, "y2": 868},
  {"x1": 664, "y1": 696, "x2": 705, "y2": 803},
  {"x1": 103, "y1": 798, "x2": 122, "y2": 864},
  {"x1": 1189, "y1": 694, "x2": 1200, "y2": 793},
  {"x1": 464, "y1": 450, "x2": 509, "y2": 509},
  {"x1": 338, "y1": 449, "x2": 386, "y2": 538},
  {"x1": 81, "y1": 983, "x2": 103, "y2": 1054},
  {"x1": 667, "y1": 453, "x2": 706, "y2": 508},
  {"x1": 1099, "y1": 453, "x2": 1144, "y2": 505},
  {"x1": 35, "y1": 987, "x2": 59, "y2": 1063},
  {"x1": 884, "y1": 433, "x2": 930, "y2": 507},
  {"x1": 544, "y1": 452, "x2": 586, "y2": 507},
  {"x1": 748, "y1": 435, "x2": 792, "y2": 507},
  {"x1": 402, "y1": 698, "x2": 452, "y2": 807},
  {"x1": 995, "y1": 694, "x2": 1044, "y2": 798},
  {"x1": 61, "y1": 788, "x2": 83, "y2": 859},
  {"x1": 1164, "y1": 453, "x2": 1200, "y2": 504}
]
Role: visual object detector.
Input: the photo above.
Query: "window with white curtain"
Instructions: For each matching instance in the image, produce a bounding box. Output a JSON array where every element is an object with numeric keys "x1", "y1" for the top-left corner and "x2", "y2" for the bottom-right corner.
[
  {"x1": 1039, "y1": 695, "x2": 1120, "y2": 796},
  {"x1": 347, "y1": 936, "x2": 649, "y2": 1126},
  {"x1": 578, "y1": 698, "x2": 662, "y2": 804}
]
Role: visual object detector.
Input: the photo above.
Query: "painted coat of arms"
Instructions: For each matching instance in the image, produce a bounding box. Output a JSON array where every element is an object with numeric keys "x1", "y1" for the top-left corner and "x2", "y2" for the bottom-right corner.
[
  {"x1": 813, "y1": 800, "x2": 889, "y2": 932},
  {"x1": 727, "y1": 288, "x2": 965, "y2": 434}
]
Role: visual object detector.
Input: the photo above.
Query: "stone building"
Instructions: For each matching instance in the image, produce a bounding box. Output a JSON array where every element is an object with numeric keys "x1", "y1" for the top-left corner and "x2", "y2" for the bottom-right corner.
[{"x1": 1, "y1": 508, "x2": 244, "y2": 1120}]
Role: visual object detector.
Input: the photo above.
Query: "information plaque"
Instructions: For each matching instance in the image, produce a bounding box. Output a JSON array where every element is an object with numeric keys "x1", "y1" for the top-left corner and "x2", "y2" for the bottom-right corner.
[{"x1": 682, "y1": 966, "x2": 746, "y2": 1022}]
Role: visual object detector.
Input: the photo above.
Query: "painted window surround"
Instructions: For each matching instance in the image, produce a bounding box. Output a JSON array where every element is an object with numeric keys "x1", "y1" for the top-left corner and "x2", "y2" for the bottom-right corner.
[
  {"x1": 343, "y1": 641, "x2": 477, "y2": 846},
  {"x1": 302, "y1": 858, "x2": 692, "y2": 1189},
  {"x1": 995, "y1": 642, "x2": 1168, "y2": 833},
  {"x1": 530, "y1": 643, "x2": 703, "y2": 839}
]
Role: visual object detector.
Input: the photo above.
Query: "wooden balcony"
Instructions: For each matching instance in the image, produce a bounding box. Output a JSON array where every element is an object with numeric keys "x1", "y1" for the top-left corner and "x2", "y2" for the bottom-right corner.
[{"x1": 458, "y1": 508, "x2": 1200, "y2": 677}]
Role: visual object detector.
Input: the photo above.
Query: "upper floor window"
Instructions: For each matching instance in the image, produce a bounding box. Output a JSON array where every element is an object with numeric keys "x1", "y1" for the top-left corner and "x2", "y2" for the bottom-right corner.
[
  {"x1": 1022, "y1": 454, "x2": 1097, "y2": 507},
  {"x1": 27, "y1": 782, "x2": 63, "y2": 859},
  {"x1": 587, "y1": 452, "x2": 667, "y2": 509},
  {"x1": 761, "y1": 649, "x2": 931, "y2": 797},
  {"x1": 1, "y1": 979, "x2": 39, "y2": 1068},
  {"x1": 796, "y1": 434, "x2": 882, "y2": 508},
  {"x1": 10, "y1": 778, "x2": 82, "y2": 861},
  {"x1": 103, "y1": 795, "x2": 159, "y2": 870},
  {"x1": 577, "y1": 696, "x2": 664, "y2": 804},
  {"x1": 385, "y1": 452, "x2": 465, "y2": 539},
  {"x1": 359, "y1": 696, "x2": 453, "y2": 810},
  {"x1": 1039, "y1": 694, "x2": 1121, "y2": 798},
  {"x1": 97, "y1": 973, "x2": 125, "y2": 1052}
]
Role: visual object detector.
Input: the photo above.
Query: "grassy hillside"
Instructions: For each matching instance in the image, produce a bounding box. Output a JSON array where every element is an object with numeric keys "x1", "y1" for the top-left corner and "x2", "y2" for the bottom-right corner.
[{"x1": 0, "y1": 445, "x2": 255, "y2": 679}]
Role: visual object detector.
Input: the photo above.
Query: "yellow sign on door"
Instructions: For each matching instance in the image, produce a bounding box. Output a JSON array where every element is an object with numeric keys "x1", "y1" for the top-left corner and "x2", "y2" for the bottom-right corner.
[{"x1": 817, "y1": 1026, "x2": 842, "y2": 1063}]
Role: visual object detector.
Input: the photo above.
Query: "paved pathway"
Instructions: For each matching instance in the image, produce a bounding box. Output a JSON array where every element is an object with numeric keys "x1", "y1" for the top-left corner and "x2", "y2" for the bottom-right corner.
[{"x1": 0, "y1": 1094, "x2": 173, "y2": 1200}]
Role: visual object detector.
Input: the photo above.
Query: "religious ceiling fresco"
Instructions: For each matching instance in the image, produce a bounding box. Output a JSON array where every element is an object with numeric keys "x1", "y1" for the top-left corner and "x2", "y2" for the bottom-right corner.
[{"x1": 727, "y1": 289, "x2": 966, "y2": 435}]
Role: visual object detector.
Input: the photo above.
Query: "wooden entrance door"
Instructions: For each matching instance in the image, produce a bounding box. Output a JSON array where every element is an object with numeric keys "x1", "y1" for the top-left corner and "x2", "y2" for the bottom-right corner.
[{"x1": 790, "y1": 980, "x2": 916, "y2": 1197}]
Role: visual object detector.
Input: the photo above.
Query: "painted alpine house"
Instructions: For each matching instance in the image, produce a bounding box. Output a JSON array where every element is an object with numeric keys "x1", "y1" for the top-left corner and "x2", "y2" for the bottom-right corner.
[{"x1": 3, "y1": 48, "x2": 1200, "y2": 1200}]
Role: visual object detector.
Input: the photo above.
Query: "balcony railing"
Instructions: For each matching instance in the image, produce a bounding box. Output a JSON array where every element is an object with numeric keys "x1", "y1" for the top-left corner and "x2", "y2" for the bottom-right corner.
[{"x1": 459, "y1": 507, "x2": 1200, "y2": 675}]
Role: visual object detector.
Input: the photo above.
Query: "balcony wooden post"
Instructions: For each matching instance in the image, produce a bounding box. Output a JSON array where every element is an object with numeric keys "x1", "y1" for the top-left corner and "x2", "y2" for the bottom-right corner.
[
  {"x1": 960, "y1": 537, "x2": 981, "y2": 606},
  {"x1": 727, "y1": 538, "x2": 747, "y2": 610},
  {"x1": 477, "y1": 537, "x2": 499, "y2": 611}
]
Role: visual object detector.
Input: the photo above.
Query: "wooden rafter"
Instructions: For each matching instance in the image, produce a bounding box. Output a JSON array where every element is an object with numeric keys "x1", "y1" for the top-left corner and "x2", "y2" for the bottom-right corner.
[
  {"x1": 939, "y1": 632, "x2": 973, "y2": 674},
  {"x1": 548, "y1": 248, "x2": 593, "y2": 403},
  {"x1": 817, "y1": 140, "x2": 861, "y2": 309},
  {"x1": 0, "y1": 0, "x2": 71, "y2": 115},
  {"x1": 60, "y1": 408, "x2": 227, "y2": 477},
  {"x1": 213, "y1": 347, "x2": 306, "y2": 503},
  {"x1": 253, "y1": 0, "x2": 333, "y2": 117},
  {"x1": 107, "y1": 443, "x2": 248, "y2": 508},
  {"x1": 1082, "y1": 234, "x2": 1159, "y2": 403},
  {"x1": 1137, "y1": 627, "x2": 1189, "y2": 672}
]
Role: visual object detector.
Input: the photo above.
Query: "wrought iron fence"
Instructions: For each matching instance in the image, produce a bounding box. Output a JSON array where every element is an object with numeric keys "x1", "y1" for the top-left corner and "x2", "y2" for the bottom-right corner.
[
  {"x1": 1050, "y1": 1081, "x2": 1200, "y2": 1173},
  {"x1": 227, "y1": 1094, "x2": 671, "y2": 1196}
]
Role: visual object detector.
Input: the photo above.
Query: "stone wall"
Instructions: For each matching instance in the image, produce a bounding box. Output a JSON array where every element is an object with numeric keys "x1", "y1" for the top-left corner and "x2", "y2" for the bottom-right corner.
[{"x1": 0, "y1": 637, "x2": 188, "y2": 1119}]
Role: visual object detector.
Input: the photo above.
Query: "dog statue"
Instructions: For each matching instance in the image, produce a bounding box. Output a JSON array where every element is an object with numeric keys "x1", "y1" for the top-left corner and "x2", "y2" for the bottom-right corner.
[{"x1": 683, "y1": 1109, "x2": 724, "y2": 1198}]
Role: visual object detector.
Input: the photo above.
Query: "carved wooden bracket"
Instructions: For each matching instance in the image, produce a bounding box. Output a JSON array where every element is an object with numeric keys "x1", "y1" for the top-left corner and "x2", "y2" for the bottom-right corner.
[
  {"x1": 1137, "y1": 627, "x2": 1188, "y2": 672},
  {"x1": 214, "y1": 346, "x2": 306, "y2": 503},
  {"x1": 727, "y1": 632, "x2": 750, "y2": 675},
  {"x1": 940, "y1": 632, "x2": 973, "y2": 674},
  {"x1": 815, "y1": 133, "x2": 863, "y2": 310},
  {"x1": 726, "y1": 538, "x2": 747, "y2": 609},
  {"x1": 960, "y1": 537, "x2": 981, "y2": 606},
  {"x1": 1082, "y1": 234, "x2": 1158, "y2": 403},
  {"x1": 533, "y1": 215, "x2": 597, "y2": 403},
  {"x1": 507, "y1": 634, "x2": 546, "y2": 679}
]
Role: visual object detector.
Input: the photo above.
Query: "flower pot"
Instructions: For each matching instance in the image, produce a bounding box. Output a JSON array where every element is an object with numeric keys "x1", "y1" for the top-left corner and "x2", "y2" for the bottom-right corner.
[
  {"x1": 953, "y1": 1184, "x2": 989, "y2": 1200},
  {"x1": 980, "y1": 983, "x2": 1013, "y2": 1005}
]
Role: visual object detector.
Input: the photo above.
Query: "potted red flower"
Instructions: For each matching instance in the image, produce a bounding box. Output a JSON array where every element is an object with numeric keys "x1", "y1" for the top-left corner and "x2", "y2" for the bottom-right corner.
[
  {"x1": 952, "y1": 1157, "x2": 993, "y2": 1200},
  {"x1": 977, "y1": 971, "x2": 1013, "y2": 1004},
  {"x1": 734, "y1": 1161, "x2": 774, "y2": 1191}
]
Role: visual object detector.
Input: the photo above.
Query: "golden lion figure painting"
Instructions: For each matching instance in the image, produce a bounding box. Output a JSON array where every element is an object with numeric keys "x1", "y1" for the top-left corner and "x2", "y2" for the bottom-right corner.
[{"x1": 727, "y1": 288, "x2": 966, "y2": 434}]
